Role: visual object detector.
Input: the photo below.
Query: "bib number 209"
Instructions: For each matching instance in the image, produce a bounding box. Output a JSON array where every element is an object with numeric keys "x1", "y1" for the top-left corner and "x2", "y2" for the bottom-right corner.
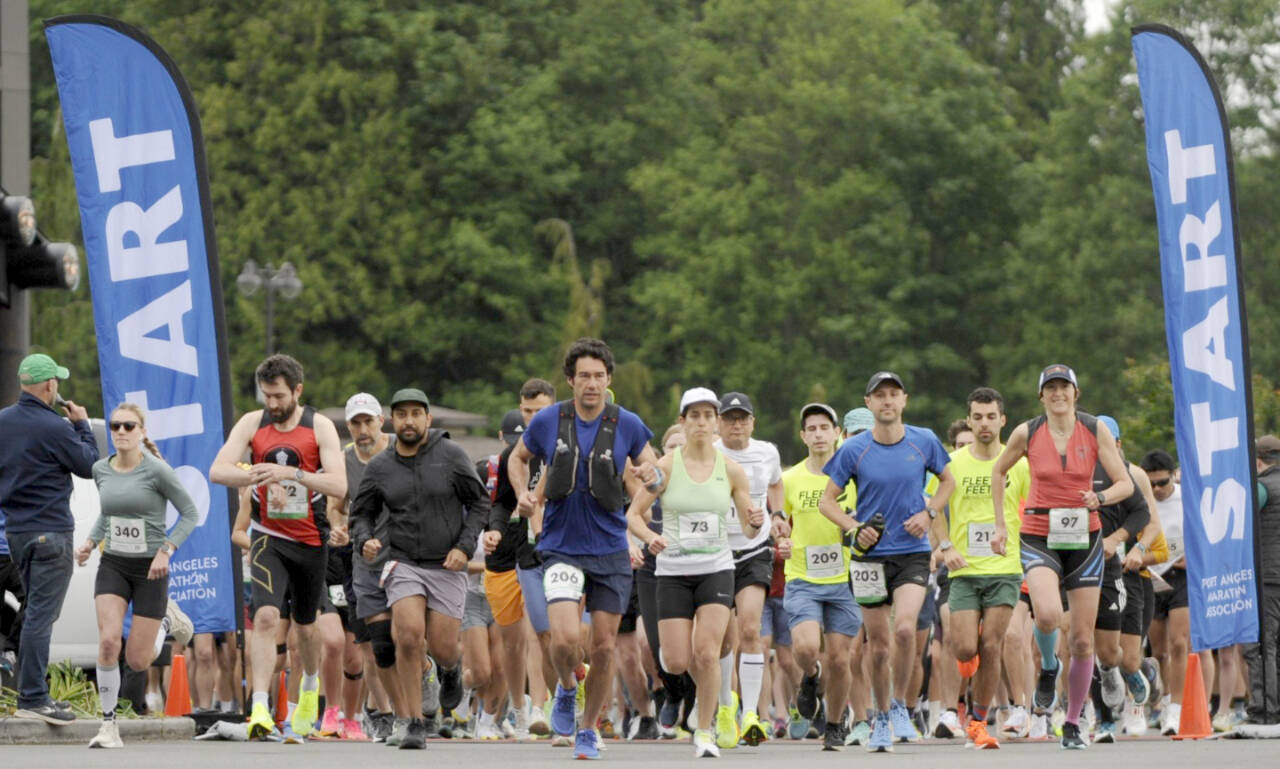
[{"x1": 544, "y1": 563, "x2": 586, "y2": 602}]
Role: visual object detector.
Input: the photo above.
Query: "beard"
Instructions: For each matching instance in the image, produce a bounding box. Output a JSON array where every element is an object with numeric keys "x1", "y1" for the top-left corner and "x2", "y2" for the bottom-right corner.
[
  {"x1": 268, "y1": 400, "x2": 297, "y2": 424},
  {"x1": 396, "y1": 426, "x2": 425, "y2": 446}
]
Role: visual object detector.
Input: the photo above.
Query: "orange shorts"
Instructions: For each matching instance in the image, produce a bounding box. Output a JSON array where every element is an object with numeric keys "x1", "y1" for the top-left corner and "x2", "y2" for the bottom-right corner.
[{"x1": 483, "y1": 568, "x2": 524, "y2": 626}]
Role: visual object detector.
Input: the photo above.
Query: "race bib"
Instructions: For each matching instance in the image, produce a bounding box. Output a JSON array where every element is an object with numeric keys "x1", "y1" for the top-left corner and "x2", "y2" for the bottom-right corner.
[
  {"x1": 1048, "y1": 507, "x2": 1089, "y2": 550},
  {"x1": 108, "y1": 517, "x2": 146, "y2": 555},
  {"x1": 678, "y1": 512, "x2": 721, "y2": 552},
  {"x1": 967, "y1": 523, "x2": 996, "y2": 557},
  {"x1": 268, "y1": 479, "x2": 310, "y2": 519},
  {"x1": 328, "y1": 584, "x2": 348, "y2": 608},
  {"x1": 544, "y1": 562, "x2": 585, "y2": 602},
  {"x1": 725, "y1": 503, "x2": 741, "y2": 535},
  {"x1": 850, "y1": 560, "x2": 888, "y2": 603},
  {"x1": 805, "y1": 544, "x2": 843, "y2": 579}
]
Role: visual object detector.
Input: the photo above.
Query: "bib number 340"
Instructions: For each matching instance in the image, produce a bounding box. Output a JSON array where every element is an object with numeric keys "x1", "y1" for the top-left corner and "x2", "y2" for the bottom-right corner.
[{"x1": 544, "y1": 563, "x2": 586, "y2": 602}]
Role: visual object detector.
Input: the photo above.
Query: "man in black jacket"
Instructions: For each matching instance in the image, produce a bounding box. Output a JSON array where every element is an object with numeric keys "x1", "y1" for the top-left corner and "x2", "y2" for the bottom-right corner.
[
  {"x1": 0, "y1": 354, "x2": 97, "y2": 725},
  {"x1": 349, "y1": 388, "x2": 491, "y2": 749}
]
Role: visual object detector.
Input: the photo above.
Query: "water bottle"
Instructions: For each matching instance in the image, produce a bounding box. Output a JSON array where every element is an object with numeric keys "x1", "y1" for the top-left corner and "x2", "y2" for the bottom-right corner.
[{"x1": 850, "y1": 513, "x2": 886, "y2": 559}]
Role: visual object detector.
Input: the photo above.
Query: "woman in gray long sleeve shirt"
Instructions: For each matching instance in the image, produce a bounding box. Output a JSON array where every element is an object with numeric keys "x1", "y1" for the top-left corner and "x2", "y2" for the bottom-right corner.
[{"x1": 73, "y1": 403, "x2": 198, "y2": 749}]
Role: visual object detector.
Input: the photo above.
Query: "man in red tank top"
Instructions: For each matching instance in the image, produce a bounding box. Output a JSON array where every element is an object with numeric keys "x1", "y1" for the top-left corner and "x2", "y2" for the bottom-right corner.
[{"x1": 211, "y1": 355, "x2": 346, "y2": 740}]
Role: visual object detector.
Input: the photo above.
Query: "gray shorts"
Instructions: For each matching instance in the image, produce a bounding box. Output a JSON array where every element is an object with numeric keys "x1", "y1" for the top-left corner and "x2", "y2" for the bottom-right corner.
[
  {"x1": 384, "y1": 561, "x2": 468, "y2": 620},
  {"x1": 461, "y1": 588, "x2": 494, "y2": 631},
  {"x1": 351, "y1": 560, "x2": 390, "y2": 620}
]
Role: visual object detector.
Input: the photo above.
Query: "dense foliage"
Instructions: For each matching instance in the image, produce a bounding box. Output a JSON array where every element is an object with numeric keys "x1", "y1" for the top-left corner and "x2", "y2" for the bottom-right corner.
[{"x1": 23, "y1": 0, "x2": 1280, "y2": 464}]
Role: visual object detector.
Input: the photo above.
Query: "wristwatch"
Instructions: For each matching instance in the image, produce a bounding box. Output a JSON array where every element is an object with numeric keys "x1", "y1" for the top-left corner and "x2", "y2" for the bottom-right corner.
[
  {"x1": 926, "y1": 506, "x2": 940, "y2": 519},
  {"x1": 938, "y1": 539, "x2": 954, "y2": 551},
  {"x1": 1097, "y1": 491, "x2": 1106, "y2": 506},
  {"x1": 160, "y1": 543, "x2": 176, "y2": 556},
  {"x1": 294, "y1": 468, "x2": 305, "y2": 482}
]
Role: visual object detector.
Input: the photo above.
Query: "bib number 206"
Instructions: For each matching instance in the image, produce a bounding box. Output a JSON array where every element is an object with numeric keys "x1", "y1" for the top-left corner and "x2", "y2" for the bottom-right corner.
[{"x1": 544, "y1": 563, "x2": 586, "y2": 602}]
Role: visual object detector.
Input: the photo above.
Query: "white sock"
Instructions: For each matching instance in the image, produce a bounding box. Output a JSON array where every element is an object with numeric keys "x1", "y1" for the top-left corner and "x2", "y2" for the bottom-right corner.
[
  {"x1": 739, "y1": 653, "x2": 765, "y2": 718},
  {"x1": 251, "y1": 691, "x2": 270, "y2": 710},
  {"x1": 301, "y1": 671, "x2": 319, "y2": 693},
  {"x1": 97, "y1": 664, "x2": 120, "y2": 719},
  {"x1": 719, "y1": 654, "x2": 734, "y2": 706},
  {"x1": 153, "y1": 620, "x2": 170, "y2": 658},
  {"x1": 287, "y1": 701, "x2": 297, "y2": 720},
  {"x1": 455, "y1": 689, "x2": 473, "y2": 720},
  {"x1": 218, "y1": 699, "x2": 234, "y2": 712}
]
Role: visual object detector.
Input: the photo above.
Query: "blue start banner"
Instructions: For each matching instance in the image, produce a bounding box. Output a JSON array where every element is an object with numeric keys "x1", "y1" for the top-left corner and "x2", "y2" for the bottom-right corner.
[
  {"x1": 46, "y1": 17, "x2": 237, "y2": 633},
  {"x1": 1133, "y1": 25, "x2": 1259, "y2": 650}
]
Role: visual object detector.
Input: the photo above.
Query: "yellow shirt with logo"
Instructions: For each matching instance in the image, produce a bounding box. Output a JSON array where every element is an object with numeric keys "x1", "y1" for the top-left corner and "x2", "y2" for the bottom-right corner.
[
  {"x1": 945, "y1": 445, "x2": 1029, "y2": 577},
  {"x1": 783, "y1": 460, "x2": 856, "y2": 585}
]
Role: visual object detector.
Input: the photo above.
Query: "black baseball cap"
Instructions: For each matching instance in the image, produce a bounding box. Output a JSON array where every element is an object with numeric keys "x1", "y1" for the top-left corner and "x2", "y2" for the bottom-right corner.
[
  {"x1": 1038, "y1": 364, "x2": 1078, "y2": 391},
  {"x1": 799, "y1": 402, "x2": 839, "y2": 428},
  {"x1": 719, "y1": 392, "x2": 754, "y2": 416},
  {"x1": 500, "y1": 409, "x2": 525, "y2": 445},
  {"x1": 865, "y1": 371, "x2": 906, "y2": 396}
]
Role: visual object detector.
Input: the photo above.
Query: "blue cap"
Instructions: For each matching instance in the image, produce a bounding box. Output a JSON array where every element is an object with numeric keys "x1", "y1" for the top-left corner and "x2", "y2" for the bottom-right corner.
[{"x1": 1098, "y1": 415, "x2": 1120, "y2": 440}]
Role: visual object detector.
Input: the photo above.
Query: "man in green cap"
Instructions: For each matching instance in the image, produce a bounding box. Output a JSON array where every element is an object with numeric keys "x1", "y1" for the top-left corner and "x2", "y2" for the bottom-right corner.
[
  {"x1": 0, "y1": 353, "x2": 97, "y2": 725},
  {"x1": 349, "y1": 387, "x2": 492, "y2": 750}
]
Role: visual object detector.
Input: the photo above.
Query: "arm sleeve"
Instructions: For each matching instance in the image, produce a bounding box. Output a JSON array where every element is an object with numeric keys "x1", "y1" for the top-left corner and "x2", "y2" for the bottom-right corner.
[
  {"x1": 1118, "y1": 471, "x2": 1151, "y2": 541},
  {"x1": 349, "y1": 462, "x2": 383, "y2": 552},
  {"x1": 154, "y1": 461, "x2": 199, "y2": 548},
  {"x1": 50, "y1": 420, "x2": 99, "y2": 478},
  {"x1": 453, "y1": 450, "x2": 490, "y2": 558}
]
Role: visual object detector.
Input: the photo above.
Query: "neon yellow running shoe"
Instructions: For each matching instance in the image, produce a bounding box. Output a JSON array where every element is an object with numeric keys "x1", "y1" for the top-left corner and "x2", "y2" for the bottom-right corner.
[
  {"x1": 741, "y1": 710, "x2": 768, "y2": 746},
  {"x1": 292, "y1": 688, "x2": 319, "y2": 737},
  {"x1": 716, "y1": 698, "x2": 740, "y2": 749},
  {"x1": 247, "y1": 702, "x2": 276, "y2": 740}
]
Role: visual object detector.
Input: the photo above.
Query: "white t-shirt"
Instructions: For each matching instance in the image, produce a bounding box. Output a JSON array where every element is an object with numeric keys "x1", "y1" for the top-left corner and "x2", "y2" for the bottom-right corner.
[
  {"x1": 713, "y1": 437, "x2": 780, "y2": 559},
  {"x1": 1152, "y1": 483, "x2": 1184, "y2": 576}
]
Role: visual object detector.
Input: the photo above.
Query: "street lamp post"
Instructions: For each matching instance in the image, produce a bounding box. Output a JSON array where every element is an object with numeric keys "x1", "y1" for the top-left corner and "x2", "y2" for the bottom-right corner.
[{"x1": 235, "y1": 260, "x2": 302, "y2": 356}]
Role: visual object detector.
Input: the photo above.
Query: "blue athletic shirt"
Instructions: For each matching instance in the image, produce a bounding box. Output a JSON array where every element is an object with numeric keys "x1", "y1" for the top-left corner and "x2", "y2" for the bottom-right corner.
[
  {"x1": 522, "y1": 403, "x2": 653, "y2": 556},
  {"x1": 822, "y1": 425, "x2": 950, "y2": 556}
]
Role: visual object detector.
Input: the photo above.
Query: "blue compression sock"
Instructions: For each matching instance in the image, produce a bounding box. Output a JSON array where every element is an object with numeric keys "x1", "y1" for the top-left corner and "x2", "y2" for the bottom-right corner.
[{"x1": 1033, "y1": 626, "x2": 1060, "y2": 670}]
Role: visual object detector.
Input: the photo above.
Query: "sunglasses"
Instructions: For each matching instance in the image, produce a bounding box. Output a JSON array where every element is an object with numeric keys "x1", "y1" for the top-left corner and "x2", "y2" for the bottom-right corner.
[
  {"x1": 110, "y1": 421, "x2": 139, "y2": 432},
  {"x1": 1150, "y1": 478, "x2": 1171, "y2": 488}
]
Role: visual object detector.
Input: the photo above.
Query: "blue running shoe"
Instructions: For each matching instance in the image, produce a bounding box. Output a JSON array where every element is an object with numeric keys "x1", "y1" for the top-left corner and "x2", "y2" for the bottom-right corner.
[
  {"x1": 787, "y1": 705, "x2": 809, "y2": 740},
  {"x1": 867, "y1": 712, "x2": 893, "y2": 753},
  {"x1": 574, "y1": 728, "x2": 600, "y2": 759},
  {"x1": 888, "y1": 700, "x2": 920, "y2": 743},
  {"x1": 281, "y1": 722, "x2": 305, "y2": 744},
  {"x1": 552, "y1": 683, "x2": 577, "y2": 737}
]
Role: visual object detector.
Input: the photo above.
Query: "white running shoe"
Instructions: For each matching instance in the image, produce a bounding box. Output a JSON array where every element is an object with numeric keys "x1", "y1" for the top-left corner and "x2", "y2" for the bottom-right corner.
[
  {"x1": 475, "y1": 716, "x2": 502, "y2": 740},
  {"x1": 1028, "y1": 713, "x2": 1049, "y2": 740},
  {"x1": 1100, "y1": 665, "x2": 1126, "y2": 710},
  {"x1": 89, "y1": 719, "x2": 123, "y2": 748},
  {"x1": 694, "y1": 728, "x2": 720, "y2": 758},
  {"x1": 1123, "y1": 701, "x2": 1148, "y2": 736},
  {"x1": 935, "y1": 709, "x2": 961, "y2": 738},
  {"x1": 1161, "y1": 703, "x2": 1181, "y2": 736},
  {"x1": 164, "y1": 599, "x2": 195, "y2": 647},
  {"x1": 1002, "y1": 706, "x2": 1030, "y2": 738}
]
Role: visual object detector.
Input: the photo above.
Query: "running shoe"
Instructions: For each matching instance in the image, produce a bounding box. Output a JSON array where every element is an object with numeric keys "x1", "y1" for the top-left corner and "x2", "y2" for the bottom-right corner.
[
  {"x1": 822, "y1": 720, "x2": 847, "y2": 751},
  {"x1": 966, "y1": 717, "x2": 1000, "y2": 749},
  {"x1": 796, "y1": 662, "x2": 823, "y2": 721},
  {"x1": 772, "y1": 716, "x2": 788, "y2": 739},
  {"x1": 574, "y1": 727, "x2": 601, "y2": 759},
  {"x1": 247, "y1": 702, "x2": 276, "y2": 741},
  {"x1": 1100, "y1": 665, "x2": 1125, "y2": 710},
  {"x1": 788, "y1": 705, "x2": 809, "y2": 740},
  {"x1": 1093, "y1": 720, "x2": 1117, "y2": 744},
  {"x1": 340, "y1": 717, "x2": 369, "y2": 741},
  {"x1": 1122, "y1": 701, "x2": 1147, "y2": 736},
  {"x1": 630, "y1": 714, "x2": 660, "y2": 741},
  {"x1": 694, "y1": 728, "x2": 719, "y2": 758},
  {"x1": 715, "y1": 700, "x2": 739, "y2": 749},
  {"x1": 1028, "y1": 712, "x2": 1049, "y2": 741},
  {"x1": 846, "y1": 719, "x2": 870, "y2": 746},
  {"x1": 399, "y1": 717, "x2": 426, "y2": 750},
  {"x1": 552, "y1": 682, "x2": 577, "y2": 737},
  {"x1": 319, "y1": 705, "x2": 342, "y2": 736},
  {"x1": 1002, "y1": 706, "x2": 1029, "y2": 738},
  {"x1": 867, "y1": 712, "x2": 893, "y2": 752},
  {"x1": 740, "y1": 711, "x2": 768, "y2": 746},
  {"x1": 659, "y1": 698, "x2": 680, "y2": 738},
  {"x1": 889, "y1": 700, "x2": 920, "y2": 742},
  {"x1": 914, "y1": 705, "x2": 929, "y2": 736},
  {"x1": 1141, "y1": 657, "x2": 1162, "y2": 705},
  {"x1": 935, "y1": 708, "x2": 961, "y2": 738},
  {"x1": 292, "y1": 688, "x2": 319, "y2": 737},
  {"x1": 1060, "y1": 720, "x2": 1087, "y2": 750},
  {"x1": 512, "y1": 705, "x2": 531, "y2": 740},
  {"x1": 439, "y1": 663, "x2": 463, "y2": 713},
  {"x1": 422, "y1": 658, "x2": 441, "y2": 718},
  {"x1": 164, "y1": 599, "x2": 195, "y2": 647},
  {"x1": 385, "y1": 717, "x2": 409, "y2": 747},
  {"x1": 88, "y1": 719, "x2": 123, "y2": 748},
  {"x1": 575, "y1": 663, "x2": 589, "y2": 715},
  {"x1": 1125, "y1": 669, "x2": 1150, "y2": 707},
  {"x1": 1034, "y1": 657, "x2": 1061, "y2": 712},
  {"x1": 1212, "y1": 710, "x2": 1238, "y2": 733},
  {"x1": 476, "y1": 715, "x2": 503, "y2": 740},
  {"x1": 1160, "y1": 703, "x2": 1181, "y2": 736},
  {"x1": 598, "y1": 717, "x2": 617, "y2": 739},
  {"x1": 530, "y1": 700, "x2": 551, "y2": 736},
  {"x1": 281, "y1": 722, "x2": 306, "y2": 744}
]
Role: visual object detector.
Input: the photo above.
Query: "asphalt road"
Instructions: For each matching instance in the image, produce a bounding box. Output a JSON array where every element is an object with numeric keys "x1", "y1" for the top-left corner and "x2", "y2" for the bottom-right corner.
[{"x1": 1, "y1": 734, "x2": 1273, "y2": 769}]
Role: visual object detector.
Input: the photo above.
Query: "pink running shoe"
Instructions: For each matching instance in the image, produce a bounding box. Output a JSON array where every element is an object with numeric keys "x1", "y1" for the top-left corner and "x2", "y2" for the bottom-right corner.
[
  {"x1": 341, "y1": 717, "x2": 370, "y2": 741},
  {"x1": 319, "y1": 706, "x2": 342, "y2": 736}
]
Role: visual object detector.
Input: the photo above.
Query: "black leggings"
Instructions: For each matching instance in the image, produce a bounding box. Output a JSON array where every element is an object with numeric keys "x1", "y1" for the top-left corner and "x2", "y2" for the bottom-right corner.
[{"x1": 635, "y1": 569, "x2": 695, "y2": 723}]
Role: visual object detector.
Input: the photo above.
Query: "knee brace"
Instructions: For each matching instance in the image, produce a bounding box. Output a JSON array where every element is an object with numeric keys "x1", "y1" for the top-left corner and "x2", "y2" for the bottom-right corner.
[
  {"x1": 276, "y1": 642, "x2": 288, "y2": 657},
  {"x1": 368, "y1": 620, "x2": 396, "y2": 669}
]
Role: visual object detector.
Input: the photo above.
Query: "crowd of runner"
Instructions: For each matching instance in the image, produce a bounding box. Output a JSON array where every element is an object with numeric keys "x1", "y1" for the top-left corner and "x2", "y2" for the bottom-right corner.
[{"x1": 63, "y1": 338, "x2": 1277, "y2": 754}]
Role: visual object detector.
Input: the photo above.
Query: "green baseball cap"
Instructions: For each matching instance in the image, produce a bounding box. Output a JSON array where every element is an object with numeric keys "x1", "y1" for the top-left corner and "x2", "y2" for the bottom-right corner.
[
  {"x1": 389, "y1": 388, "x2": 430, "y2": 410},
  {"x1": 18, "y1": 353, "x2": 70, "y2": 384}
]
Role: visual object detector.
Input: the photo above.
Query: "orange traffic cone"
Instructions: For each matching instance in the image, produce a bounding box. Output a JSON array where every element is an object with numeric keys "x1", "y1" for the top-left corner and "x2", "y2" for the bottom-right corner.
[
  {"x1": 1173, "y1": 653, "x2": 1213, "y2": 740},
  {"x1": 164, "y1": 653, "x2": 192, "y2": 716},
  {"x1": 273, "y1": 670, "x2": 289, "y2": 725}
]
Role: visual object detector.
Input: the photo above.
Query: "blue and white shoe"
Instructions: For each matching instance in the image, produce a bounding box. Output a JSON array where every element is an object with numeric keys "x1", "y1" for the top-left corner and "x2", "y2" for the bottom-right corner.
[
  {"x1": 281, "y1": 722, "x2": 305, "y2": 744},
  {"x1": 867, "y1": 712, "x2": 893, "y2": 752},
  {"x1": 888, "y1": 700, "x2": 920, "y2": 743},
  {"x1": 574, "y1": 728, "x2": 600, "y2": 759},
  {"x1": 552, "y1": 683, "x2": 577, "y2": 738}
]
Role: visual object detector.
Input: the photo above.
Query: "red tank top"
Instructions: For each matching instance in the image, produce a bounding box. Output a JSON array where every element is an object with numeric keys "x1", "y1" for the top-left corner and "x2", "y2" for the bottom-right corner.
[
  {"x1": 1022, "y1": 413, "x2": 1101, "y2": 536},
  {"x1": 250, "y1": 405, "x2": 324, "y2": 545}
]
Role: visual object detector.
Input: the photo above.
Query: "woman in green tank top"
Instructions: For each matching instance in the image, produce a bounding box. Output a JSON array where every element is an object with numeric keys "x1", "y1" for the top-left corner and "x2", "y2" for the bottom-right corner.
[{"x1": 626, "y1": 388, "x2": 762, "y2": 757}]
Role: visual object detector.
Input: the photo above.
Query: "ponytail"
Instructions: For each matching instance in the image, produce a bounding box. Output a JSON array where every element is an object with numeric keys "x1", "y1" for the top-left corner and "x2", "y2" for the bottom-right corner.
[{"x1": 142, "y1": 436, "x2": 163, "y2": 461}]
